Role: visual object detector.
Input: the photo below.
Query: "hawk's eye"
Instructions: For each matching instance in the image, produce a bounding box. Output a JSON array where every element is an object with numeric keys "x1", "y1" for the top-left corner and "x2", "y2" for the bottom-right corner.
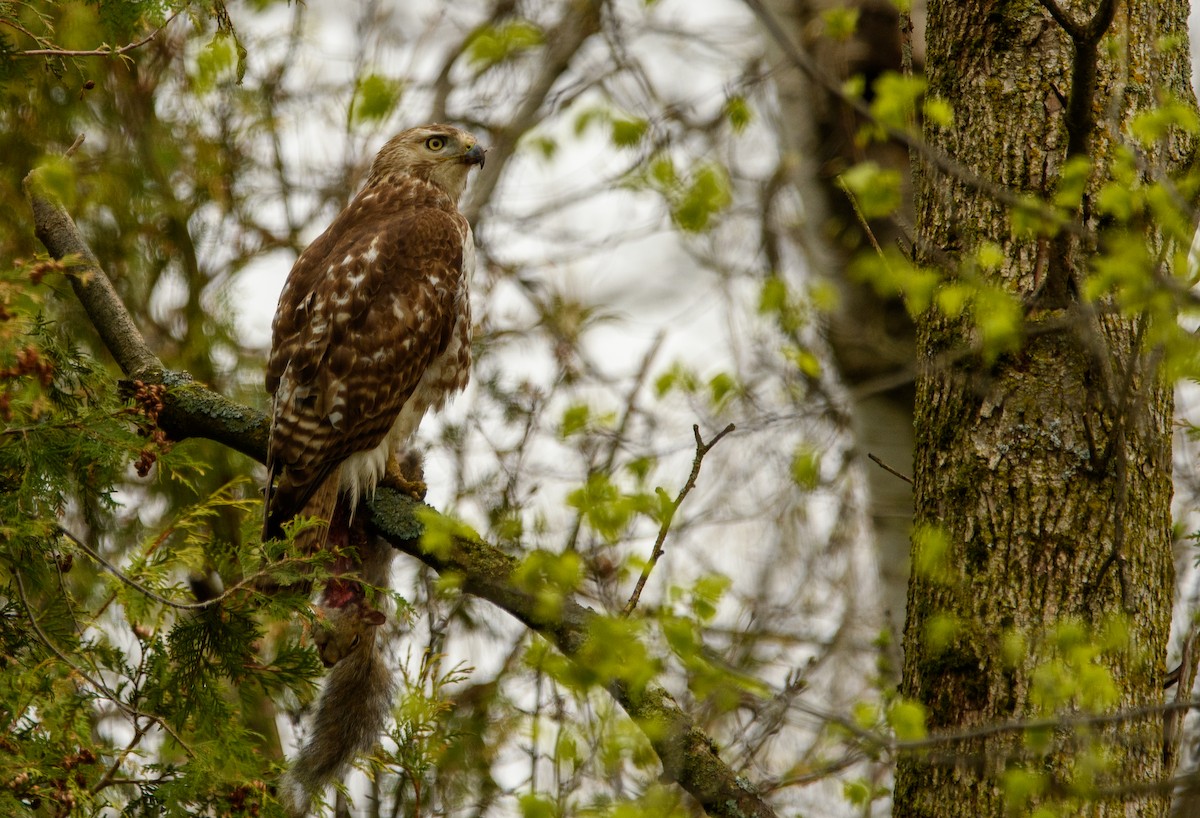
[{"x1": 425, "y1": 136, "x2": 447, "y2": 151}]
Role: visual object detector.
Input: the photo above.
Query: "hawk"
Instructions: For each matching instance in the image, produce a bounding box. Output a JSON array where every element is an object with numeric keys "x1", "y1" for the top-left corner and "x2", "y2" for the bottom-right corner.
[{"x1": 263, "y1": 124, "x2": 485, "y2": 546}]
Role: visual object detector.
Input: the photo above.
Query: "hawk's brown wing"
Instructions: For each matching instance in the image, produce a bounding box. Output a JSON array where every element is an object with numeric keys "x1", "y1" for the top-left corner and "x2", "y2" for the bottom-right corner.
[{"x1": 264, "y1": 180, "x2": 468, "y2": 537}]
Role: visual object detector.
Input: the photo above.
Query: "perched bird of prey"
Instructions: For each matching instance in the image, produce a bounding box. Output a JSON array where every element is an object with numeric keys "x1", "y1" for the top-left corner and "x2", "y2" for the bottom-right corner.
[{"x1": 263, "y1": 124, "x2": 485, "y2": 545}]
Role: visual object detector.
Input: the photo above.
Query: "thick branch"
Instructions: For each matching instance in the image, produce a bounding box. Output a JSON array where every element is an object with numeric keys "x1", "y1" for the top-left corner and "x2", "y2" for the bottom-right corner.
[
  {"x1": 26, "y1": 169, "x2": 270, "y2": 461},
  {"x1": 26, "y1": 176, "x2": 778, "y2": 818},
  {"x1": 25, "y1": 169, "x2": 163, "y2": 379}
]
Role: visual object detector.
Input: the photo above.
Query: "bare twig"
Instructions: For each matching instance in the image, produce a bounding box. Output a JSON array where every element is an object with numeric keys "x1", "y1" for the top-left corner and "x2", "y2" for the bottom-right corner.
[
  {"x1": 622, "y1": 423, "x2": 736, "y2": 616},
  {"x1": 867, "y1": 452, "x2": 913, "y2": 486},
  {"x1": 64, "y1": 133, "x2": 86, "y2": 157}
]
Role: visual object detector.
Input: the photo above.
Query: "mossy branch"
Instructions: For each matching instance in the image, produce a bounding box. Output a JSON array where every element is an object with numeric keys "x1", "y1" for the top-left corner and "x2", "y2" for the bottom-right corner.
[{"x1": 25, "y1": 170, "x2": 778, "y2": 818}]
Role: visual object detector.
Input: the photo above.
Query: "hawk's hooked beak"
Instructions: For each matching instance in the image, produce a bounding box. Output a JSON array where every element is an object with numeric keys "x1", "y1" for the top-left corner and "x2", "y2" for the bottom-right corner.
[{"x1": 462, "y1": 142, "x2": 486, "y2": 169}]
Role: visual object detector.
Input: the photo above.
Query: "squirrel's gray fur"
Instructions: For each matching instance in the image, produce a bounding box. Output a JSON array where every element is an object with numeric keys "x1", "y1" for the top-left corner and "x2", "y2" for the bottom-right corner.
[{"x1": 281, "y1": 534, "x2": 395, "y2": 816}]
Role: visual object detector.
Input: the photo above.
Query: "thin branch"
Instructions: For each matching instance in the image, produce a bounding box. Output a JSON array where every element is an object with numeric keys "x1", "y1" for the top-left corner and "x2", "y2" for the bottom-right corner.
[
  {"x1": 789, "y1": 690, "x2": 1200, "y2": 761},
  {"x1": 460, "y1": 0, "x2": 604, "y2": 225},
  {"x1": 4, "y1": 8, "x2": 184, "y2": 58},
  {"x1": 58, "y1": 527, "x2": 226, "y2": 612},
  {"x1": 622, "y1": 423, "x2": 736, "y2": 617},
  {"x1": 25, "y1": 168, "x2": 163, "y2": 379},
  {"x1": 564, "y1": 333, "x2": 664, "y2": 554},
  {"x1": 13, "y1": 570, "x2": 196, "y2": 759},
  {"x1": 867, "y1": 452, "x2": 913, "y2": 486},
  {"x1": 839, "y1": 180, "x2": 888, "y2": 259},
  {"x1": 64, "y1": 133, "x2": 86, "y2": 157}
]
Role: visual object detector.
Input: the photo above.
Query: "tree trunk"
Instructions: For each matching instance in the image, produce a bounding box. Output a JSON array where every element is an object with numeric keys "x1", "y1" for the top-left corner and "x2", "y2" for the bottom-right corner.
[{"x1": 894, "y1": 0, "x2": 1195, "y2": 816}]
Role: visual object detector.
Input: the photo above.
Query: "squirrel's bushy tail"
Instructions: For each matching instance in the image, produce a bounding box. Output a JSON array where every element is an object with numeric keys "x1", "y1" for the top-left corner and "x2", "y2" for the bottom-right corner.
[{"x1": 281, "y1": 639, "x2": 395, "y2": 816}]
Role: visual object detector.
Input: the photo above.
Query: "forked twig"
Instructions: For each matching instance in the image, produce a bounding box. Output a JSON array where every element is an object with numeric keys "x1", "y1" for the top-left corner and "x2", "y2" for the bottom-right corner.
[{"x1": 622, "y1": 423, "x2": 736, "y2": 616}]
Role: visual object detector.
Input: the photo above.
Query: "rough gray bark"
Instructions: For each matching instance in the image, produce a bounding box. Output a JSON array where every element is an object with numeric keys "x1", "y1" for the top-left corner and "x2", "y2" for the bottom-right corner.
[{"x1": 895, "y1": 0, "x2": 1196, "y2": 815}]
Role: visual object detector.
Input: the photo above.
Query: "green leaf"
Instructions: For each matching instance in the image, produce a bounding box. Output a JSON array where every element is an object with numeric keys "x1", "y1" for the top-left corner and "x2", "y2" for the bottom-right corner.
[
  {"x1": 822, "y1": 7, "x2": 859, "y2": 40},
  {"x1": 1001, "y1": 629, "x2": 1028, "y2": 669},
  {"x1": 519, "y1": 793, "x2": 558, "y2": 818},
  {"x1": 672, "y1": 163, "x2": 732, "y2": 232},
  {"x1": 1096, "y1": 180, "x2": 1137, "y2": 221},
  {"x1": 32, "y1": 156, "x2": 77, "y2": 211},
  {"x1": 840, "y1": 162, "x2": 903, "y2": 219},
  {"x1": 924, "y1": 613, "x2": 960, "y2": 654},
  {"x1": 649, "y1": 155, "x2": 676, "y2": 186},
  {"x1": 783, "y1": 345, "x2": 822, "y2": 377},
  {"x1": 852, "y1": 700, "x2": 880, "y2": 729},
  {"x1": 416, "y1": 506, "x2": 480, "y2": 560},
  {"x1": 869, "y1": 71, "x2": 927, "y2": 132},
  {"x1": 514, "y1": 550, "x2": 584, "y2": 619},
  {"x1": 790, "y1": 446, "x2": 820, "y2": 489},
  {"x1": 466, "y1": 20, "x2": 544, "y2": 67},
  {"x1": 1077, "y1": 662, "x2": 1118, "y2": 711},
  {"x1": 974, "y1": 286, "x2": 1022, "y2": 358},
  {"x1": 195, "y1": 32, "x2": 238, "y2": 91},
  {"x1": 758, "y1": 276, "x2": 788, "y2": 315},
  {"x1": 724, "y1": 95, "x2": 752, "y2": 132},
  {"x1": 843, "y1": 779, "x2": 872, "y2": 806},
  {"x1": 566, "y1": 472, "x2": 652, "y2": 543},
  {"x1": 689, "y1": 573, "x2": 731, "y2": 622},
  {"x1": 58, "y1": 1, "x2": 102, "y2": 51},
  {"x1": 560, "y1": 403, "x2": 591, "y2": 438},
  {"x1": 611, "y1": 117, "x2": 648, "y2": 147},
  {"x1": 841, "y1": 74, "x2": 867, "y2": 100},
  {"x1": 888, "y1": 698, "x2": 928, "y2": 740},
  {"x1": 1003, "y1": 767, "x2": 1048, "y2": 811},
  {"x1": 654, "y1": 361, "x2": 699, "y2": 396},
  {"x1": 912, "y1": 523, "x2": 951, "y2": 582},
  {"x1": 1054, "y1": 156, "x2": 1092, "y2": 209},
  {"x1": 923, "y1": 96, "x2": 954, "y2": 129},
  {"x1": 707, "y1": 371, "x2": 739, "y2": 408},
  {"x1": 1130, "y1": 95, "x2": 1200, "y2": 145},
  {"x1": 527, "y1": 134, "x2": 558, "y2": 159},
  {"x1": 1097, "y1": 615, "x2": 1129, "y2": 654},
  {"x1": 934, "y1": 283, "x2": 972, "y2": 318},
  {"x1": 975, "y1": 241, "x2": 1005, "y2": 270},
  {"x1": 351, "y1": 73, "x2": 403, "y2": 125}
]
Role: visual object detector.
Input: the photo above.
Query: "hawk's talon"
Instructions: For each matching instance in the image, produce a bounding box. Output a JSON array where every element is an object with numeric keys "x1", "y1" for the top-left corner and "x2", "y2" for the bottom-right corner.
[{"x1": 381, "y1": 461, "x2": 427, "y2": 501}]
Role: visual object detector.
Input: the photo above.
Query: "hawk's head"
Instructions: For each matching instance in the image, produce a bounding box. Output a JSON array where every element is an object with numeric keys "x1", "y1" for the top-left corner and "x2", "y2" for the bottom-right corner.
[{"x1": 368, "y1": 124, "x2": 486, "y2": 201}]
